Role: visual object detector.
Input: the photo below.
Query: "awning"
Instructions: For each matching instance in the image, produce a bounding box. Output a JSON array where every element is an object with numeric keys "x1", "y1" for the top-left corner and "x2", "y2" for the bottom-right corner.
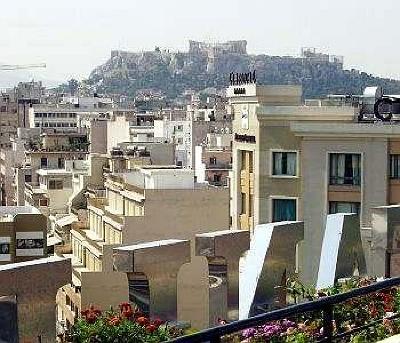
[{"x1": 55, "y1": 214, "x2": 78, "y2": 228}]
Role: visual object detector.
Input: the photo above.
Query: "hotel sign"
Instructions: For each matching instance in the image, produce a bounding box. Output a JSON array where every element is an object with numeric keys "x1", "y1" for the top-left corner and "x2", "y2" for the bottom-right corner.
[
  {"x1": 234, "y1": 88, "x2": 246, "y2": 95},
  {"x1": 229, "y1": 70, "x2": 256, "y2": 86},
  {"x1": 235, "y1": 133, "x2": 256, "y2": 144}
]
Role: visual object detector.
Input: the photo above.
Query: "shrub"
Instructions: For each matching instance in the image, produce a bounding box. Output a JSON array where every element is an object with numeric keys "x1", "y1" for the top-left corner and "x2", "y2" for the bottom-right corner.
[{"x1": 69, "y1": 303, "x2": 182, "y2": 343}]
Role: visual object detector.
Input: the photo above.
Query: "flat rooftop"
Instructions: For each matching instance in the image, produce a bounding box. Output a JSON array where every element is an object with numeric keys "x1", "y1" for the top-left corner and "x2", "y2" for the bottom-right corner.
[
  {"x1": 108, "y1": 167, "x2": 195, "y2": 190},
  {"x1": 116, "y1": 239, "x2": 187, "y2": 251},
  {"x1": 36, "y1": 169, "x2": 72, "y2": 176},
  {"x1": 0, "y1": 256, "x2": 67, "y2": 272},
  {"x1": 0, "y1": 206, "x2": 40, "y2": 216}
]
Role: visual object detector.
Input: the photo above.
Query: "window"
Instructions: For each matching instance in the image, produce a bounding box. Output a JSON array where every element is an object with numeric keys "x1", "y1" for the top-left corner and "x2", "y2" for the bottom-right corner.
[
  {"x1": 40, "y1": 157, "x2": 48, "y2": 168},
  {"x1": 272, "y1": 152, "x2": 297, "y2": 176},
  {"x1": 39, "y1": 199, "x2": 49, "y2": 207},
  {"x1": 177, "y1": 137, "x2": 183, "y2": 144},
  {"x1": 329, "y1": 202, "x2": 360, "y2": 215},
  {"x1": 58, "y1": 157, "x2": 65, "y2": 169},
  {"x1": 48, "y1": 180, "x2": 63, "y2": 190},
  {"x1": 213, "y1": 174, "x2": 221, "y2": 183},
  {"x1": 248, "y1": 152, "x2": 254, "y2": 173},
  {"x1": 241, "y1": 151, "x2": 247, "y2": 170},
  {"x1": 241, "y1": 150, "x2": 254, "y2": 173},
  {"x1": 176, "y1": 125, "x2": 183, "y2": 132},
  {"x1": 0, "y1": 242, "x2": 10, "y2": 254},
  {"x1": 241, "y1": 193, "x2": 247, "y2": 214},
  {"x1": 24, "y1": 174, "x2": 32, "y2": 183},
  {"x1": 210, "y1": 157, "x2": 217, "y2": 165},
  {"x1": 390, "y1": 155, "x2": 400, "y2": 179},
  {"x1": 329, "y1": 153, "x2": 361, "y2": 185},
  {"x1": 272, "y1": 198, "x2": 297, "y2": 222}
]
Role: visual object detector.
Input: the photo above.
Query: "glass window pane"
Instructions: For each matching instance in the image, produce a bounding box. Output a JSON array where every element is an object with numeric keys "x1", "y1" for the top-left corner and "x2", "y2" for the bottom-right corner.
[
  {"x1": 273, "y1": 152, "x2": 297, "y2": 176},
  {"x1": 329, "y1": 153, "x2": 361, "y2": 185},
  {"x1": 273, "y1": 199, "x2": 296, "y2": 222},
  {"x1": 329, "y1": 201, "x2": 360, "y2": 215}
]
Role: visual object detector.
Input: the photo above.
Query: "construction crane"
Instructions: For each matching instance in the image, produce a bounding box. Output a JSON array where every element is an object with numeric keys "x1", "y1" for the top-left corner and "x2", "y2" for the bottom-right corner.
[{"x1": 0, "y1": 63, "x2": 46, "y2": 71}]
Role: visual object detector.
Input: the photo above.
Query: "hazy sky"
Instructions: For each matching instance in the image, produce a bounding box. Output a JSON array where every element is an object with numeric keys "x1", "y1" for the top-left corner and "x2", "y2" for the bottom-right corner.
[{"x1": 0, "y1": 0, "x2": 399, "y2": 86}]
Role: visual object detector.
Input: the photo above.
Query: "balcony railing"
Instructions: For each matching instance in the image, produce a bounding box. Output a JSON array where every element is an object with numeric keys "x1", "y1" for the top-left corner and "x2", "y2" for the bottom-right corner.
[
  {"x1": 329, "y1": 176, "x2": 361, "y2": 186},
  {"x1": 168, "y1": 277, "x2": 400, "y2": 343},
  {"x1": 207, "y1": 162, "x2": 232, "y2": 170}
]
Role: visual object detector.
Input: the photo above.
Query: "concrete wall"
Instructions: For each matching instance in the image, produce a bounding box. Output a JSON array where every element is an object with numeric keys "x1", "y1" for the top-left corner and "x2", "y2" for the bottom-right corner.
[
  {"x1": 0, "y1": 257, "x2": 71, "y2": 343},
  {"x1": 80, "y1": 271, "x2": 129, "y2": 309},
  {"x1": 122, "y1": 188, "x2": 230, "y2": 244},
  {"x1": 107, "y1": 116, "x2": 130, "y2": 153},
  {"x1": 89, "y1": 120, "x2": 108, "y2": 154},
  {"x1": 0, "y1": 212, "x2": 47, "y2": 265}
]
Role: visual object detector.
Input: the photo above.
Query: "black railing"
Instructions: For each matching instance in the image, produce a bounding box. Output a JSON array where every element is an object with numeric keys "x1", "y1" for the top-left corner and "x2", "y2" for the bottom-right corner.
[{"x1": 168, "y1": 277, "x2": 400, "y2": 343}]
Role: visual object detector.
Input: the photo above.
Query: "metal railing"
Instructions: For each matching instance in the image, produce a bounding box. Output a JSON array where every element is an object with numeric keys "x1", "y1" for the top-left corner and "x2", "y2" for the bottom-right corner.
[{"x1": 169, "y1": 277, "x2": 400, "y2": 343}]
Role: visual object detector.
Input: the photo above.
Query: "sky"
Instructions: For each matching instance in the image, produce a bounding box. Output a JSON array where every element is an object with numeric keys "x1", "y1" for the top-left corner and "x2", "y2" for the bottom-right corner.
[{"x1": 0, "y1": 0, "x2": 399, "y2": 87}]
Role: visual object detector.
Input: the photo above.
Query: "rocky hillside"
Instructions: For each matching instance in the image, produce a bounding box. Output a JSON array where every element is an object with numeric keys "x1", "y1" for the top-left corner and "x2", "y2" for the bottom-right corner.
[{"x1": 87, "y1": 42, "x2": 400, "y2": 99}]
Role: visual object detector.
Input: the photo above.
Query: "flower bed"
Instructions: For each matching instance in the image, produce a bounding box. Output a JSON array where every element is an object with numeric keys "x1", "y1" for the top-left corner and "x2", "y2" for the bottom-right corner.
[
  {"x1": 222, "y1": 278, "x2": 400, "y2": 343},
  {"x1": 69, "y1": 278, "x2": 400, "y2": 343},
  {"x1": 68, "y1": 303, "x2": 183, "y2": 343}
]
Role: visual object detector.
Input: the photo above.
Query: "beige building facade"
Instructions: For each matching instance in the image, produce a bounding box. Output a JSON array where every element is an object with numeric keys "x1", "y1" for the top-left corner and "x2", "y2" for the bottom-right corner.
[
  {"x1": 57, "y1": 166, "x2": 229, "y2": 326},
  {"x1": 0, "y1": 206, "x2": 47, "y2": 265},
  {"x1": 229, "y1": 84, "x2": 400, "y2": 282}
]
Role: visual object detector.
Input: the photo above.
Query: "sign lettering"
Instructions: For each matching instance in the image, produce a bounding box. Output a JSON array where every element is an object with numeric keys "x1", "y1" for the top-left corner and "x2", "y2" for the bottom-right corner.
[
  {"x1": 229, "y1": 70, "x2": 257, "y2": 86},
  {"x1": 234, "y1": 133, "x2": 256, "y2": 143}
]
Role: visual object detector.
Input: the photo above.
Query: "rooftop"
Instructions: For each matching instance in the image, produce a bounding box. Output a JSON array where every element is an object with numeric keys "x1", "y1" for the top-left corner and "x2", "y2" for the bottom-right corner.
[
  {"x1": 0, "y1": 205, "x2": 40, "y2": 216},
  {"x1": 0, "y1": 256, "x2": 67, "y2": 272},
  {"x1": 36, "y1": 169, "x2": 72, "y2": 176},
  {"x1": 116, "y1": 239, "x2": 187, "y2": 251},
  {"x1": 110, "y1": 167, "x2": 195, "y2": 190}
]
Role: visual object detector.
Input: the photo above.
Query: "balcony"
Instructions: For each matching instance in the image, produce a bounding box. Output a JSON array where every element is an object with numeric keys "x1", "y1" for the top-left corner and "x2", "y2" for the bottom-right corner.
[
  {"x1": 129, "y1": 126, "x2": 154, "y2": 134},
  {"x1": 207, "y1": 163, "x2": 232, "y2": 170},
  {"x1": 87, "y1": 197, "x2": 124, "y2": 226},
  {"x1": 25, "y1": 182, "x2": 47, "y2": 195},
  {"x1": 329, "y1": 176, "x2": 361, "y2": 186}
]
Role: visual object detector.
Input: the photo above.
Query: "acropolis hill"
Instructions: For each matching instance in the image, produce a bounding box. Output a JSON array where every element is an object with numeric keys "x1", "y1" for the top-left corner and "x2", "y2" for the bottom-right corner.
[{"x1": 87, "y1": 40, "x2": 400, "y2": 98}]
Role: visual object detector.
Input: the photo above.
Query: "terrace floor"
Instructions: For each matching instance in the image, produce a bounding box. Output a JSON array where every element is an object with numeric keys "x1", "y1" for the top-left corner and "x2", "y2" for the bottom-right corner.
[{"x1": 380, "y1": 335, "x2": 400, "y2": 342}]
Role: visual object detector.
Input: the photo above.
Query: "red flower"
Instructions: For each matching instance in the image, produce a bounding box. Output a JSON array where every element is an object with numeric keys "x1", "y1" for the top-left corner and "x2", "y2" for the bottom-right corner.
[
  {"x1": 108, "y1": 316, "x2": 121, "y2": 326},
  {"x1": 146, "y1": 324, "x2": 157, "y2": 333},
  {"x1": 136, "y1": 316, "x2": 149, "y2": 326},
  {"x1": 133, "y1": 311, "x2": 143, "y2": 319},
  {"x1": 152, "y1": 318, "x2": 164, "y2": 327},
  {"x1": 81, "y1": 304, "x2": 102, "y2": 323},
  {"x1": 122, "y1": 308, "x2": 134, "y2": 319},
  {"x1": 119, "y1": 302, "x2": 132, "y2": 312},
  {"x1": 370, "y1": 305, "x2": 378, "y2": 318},
  {"x1": 86, "y1": 313, "x2": 97, "y2": 324}
]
